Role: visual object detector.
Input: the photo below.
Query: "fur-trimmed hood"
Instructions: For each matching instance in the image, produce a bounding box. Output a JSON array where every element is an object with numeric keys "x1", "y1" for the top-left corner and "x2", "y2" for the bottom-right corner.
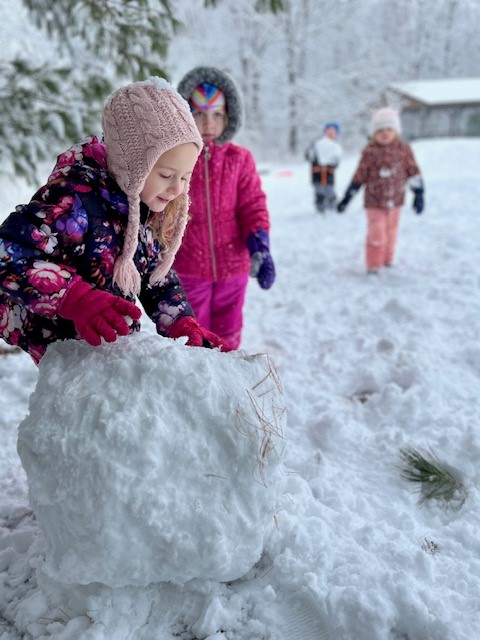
[{"x1": 177, "y1": 67, "x2": 243, "y2": 144}]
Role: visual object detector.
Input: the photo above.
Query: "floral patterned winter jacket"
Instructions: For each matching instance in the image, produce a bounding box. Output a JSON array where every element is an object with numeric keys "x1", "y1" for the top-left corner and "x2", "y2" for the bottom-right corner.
[
  {"x1": 173, "y1": 141, "x2": 270, "y2": 280},
  {"x1": 0, "y1": 136, "x2": 193, "y2": 362},
  {"x1": 351, "y1": 139, "x2": 421, "y2": 209}
]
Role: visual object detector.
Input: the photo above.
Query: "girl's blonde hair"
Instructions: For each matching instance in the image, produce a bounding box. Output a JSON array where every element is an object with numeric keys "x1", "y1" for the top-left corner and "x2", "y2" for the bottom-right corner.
[{"x1": 148, "y1": 193, "x2": 190, "y2": 259}]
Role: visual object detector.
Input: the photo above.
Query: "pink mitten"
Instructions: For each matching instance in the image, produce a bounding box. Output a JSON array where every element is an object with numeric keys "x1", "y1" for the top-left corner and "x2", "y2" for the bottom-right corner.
[
  {"x1": 166, "y1": 316, "x2": 233, "y2": 351},
  {"x1": 59, "y1": 279, "x2": 142, "y2": 346}
]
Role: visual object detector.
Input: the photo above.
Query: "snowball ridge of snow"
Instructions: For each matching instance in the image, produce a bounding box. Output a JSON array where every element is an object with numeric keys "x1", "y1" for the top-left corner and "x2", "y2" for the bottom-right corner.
[{"x1": 17, "y1": 332, "x2": 286, "y2": 588}]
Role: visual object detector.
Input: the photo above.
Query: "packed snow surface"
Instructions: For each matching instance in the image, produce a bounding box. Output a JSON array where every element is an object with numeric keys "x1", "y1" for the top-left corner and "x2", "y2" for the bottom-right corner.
[
  {"x1": 18, "y1": 334, "x2": 285, "y2": 587},
  {"x1": 1, "y1": 138, "x2": 480, "y2": 639}
]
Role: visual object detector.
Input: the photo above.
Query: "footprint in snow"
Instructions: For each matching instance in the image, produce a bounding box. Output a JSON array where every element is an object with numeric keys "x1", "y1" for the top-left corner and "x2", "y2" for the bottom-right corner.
[{"x1": 275, "y1": 589, "x2": 332, "y2": 640}]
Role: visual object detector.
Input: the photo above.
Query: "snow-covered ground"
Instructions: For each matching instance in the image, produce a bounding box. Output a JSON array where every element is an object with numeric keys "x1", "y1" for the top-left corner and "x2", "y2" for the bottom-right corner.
[{"x1": 1, "y1": 138, "x2": 480, "y2": 639}]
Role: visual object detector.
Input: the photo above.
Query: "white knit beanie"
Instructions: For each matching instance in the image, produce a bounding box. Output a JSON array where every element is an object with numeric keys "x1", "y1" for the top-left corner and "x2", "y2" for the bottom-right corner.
[
  {"x1": 102, "y1": 77, "x2": 203, "y2": 297},
  {"x1": 370, "y1": 107, "x2": 401, "y2": 136}
]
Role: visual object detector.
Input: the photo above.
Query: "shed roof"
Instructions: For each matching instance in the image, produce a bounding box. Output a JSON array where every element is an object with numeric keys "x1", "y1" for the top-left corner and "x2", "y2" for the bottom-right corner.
[{"x1": 389, "y1": 78, "x2": 480, "y2": 106}]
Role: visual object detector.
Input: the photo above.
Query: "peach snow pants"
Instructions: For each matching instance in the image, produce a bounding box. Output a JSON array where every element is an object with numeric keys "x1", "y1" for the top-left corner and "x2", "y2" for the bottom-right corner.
[
  {"x1": 178, "y1": 273, "x2": 249, "y2": 349},
  {"x1": 365, "y1": 207, "x2": 401, "y2": 270}
]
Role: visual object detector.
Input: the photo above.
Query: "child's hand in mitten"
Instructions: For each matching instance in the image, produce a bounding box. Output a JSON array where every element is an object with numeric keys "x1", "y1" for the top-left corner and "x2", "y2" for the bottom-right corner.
[
  {"x1": 246, "y1": 229, "x2": 276, "y2": 290},
  {"x1": 165, "y1": 316, "x2": 233, "y2": 351},
  {"x1": 412, "y1": 188, "x2": 424, "y2": 214},
  {"x1": 59, "y1": 279, "x2": 141, "y2": 346},
  {"x1": 337, "y1": 182, "x2": 361, "y2": 213}
]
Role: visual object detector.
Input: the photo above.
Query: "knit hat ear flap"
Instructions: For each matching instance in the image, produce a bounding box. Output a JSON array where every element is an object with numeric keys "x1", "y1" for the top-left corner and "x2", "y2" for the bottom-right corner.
[{"x1": 112, "y1": 194, "x2": 142, "y2": 296}]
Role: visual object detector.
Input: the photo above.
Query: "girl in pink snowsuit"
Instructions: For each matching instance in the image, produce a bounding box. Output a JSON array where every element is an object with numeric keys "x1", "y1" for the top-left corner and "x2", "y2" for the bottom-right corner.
[
  {"x1": 337, "y1": 108, "x2": 424, "y2": 274},
  {"x1": 175, "y1": 67, "x2": 275, "y2": 349}
]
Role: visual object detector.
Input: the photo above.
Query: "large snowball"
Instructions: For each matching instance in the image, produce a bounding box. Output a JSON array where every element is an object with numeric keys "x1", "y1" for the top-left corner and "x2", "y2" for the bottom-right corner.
[{"x1": 17, "y1": 333, "x2": 286, "y2": 587}]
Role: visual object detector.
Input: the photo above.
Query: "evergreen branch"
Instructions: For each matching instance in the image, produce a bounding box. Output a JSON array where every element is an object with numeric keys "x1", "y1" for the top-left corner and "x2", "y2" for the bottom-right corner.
[
  {"x1": 21, "y1": 0, "x2": 177, "y2": 79},
  {"x1": 398, "y1": 446, "x2": 466, "y2": 508},
  {"x1": 4, "y1": 0, "x2": 286, "y2": 180},
  {"x1": 204, "y1": 0, "x2": 286, "y2": 12},
  {"x1": 3, "y1": 1, "x2": 177, "y2": 180}
]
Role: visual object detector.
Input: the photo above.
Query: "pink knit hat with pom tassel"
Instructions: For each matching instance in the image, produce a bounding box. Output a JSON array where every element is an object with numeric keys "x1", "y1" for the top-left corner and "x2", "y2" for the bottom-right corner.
[
  {"x1": 370, "y1": 107, "x2": 401, "y2": 135},
  {"x1": 102, "y1": 77, "x2": 203, "y2": 297}
]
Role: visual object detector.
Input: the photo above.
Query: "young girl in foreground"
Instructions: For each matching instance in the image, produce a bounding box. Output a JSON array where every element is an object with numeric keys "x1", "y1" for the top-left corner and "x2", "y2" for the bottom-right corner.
[
  {"x1": 337, "y1": 107, "x2": 424, "y2": 274},
  {"x1": 0, "y1": 78, "x2": 231, "y2": 363}
]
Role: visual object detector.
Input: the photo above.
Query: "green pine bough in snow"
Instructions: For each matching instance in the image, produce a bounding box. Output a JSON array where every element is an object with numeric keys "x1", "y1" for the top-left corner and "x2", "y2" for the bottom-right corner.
[{"x1": 398, "y1": 446, "x2": 467, "y2": 508}]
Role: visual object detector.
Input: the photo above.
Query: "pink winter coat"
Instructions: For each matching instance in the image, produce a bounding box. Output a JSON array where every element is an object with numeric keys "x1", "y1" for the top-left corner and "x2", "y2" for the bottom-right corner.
[
  {"x1": 352, "y1": 139, "x2": 420, "y2": 209},
  {"x1": 173, "y1": 141, "x2": 270, "y2": 280}
]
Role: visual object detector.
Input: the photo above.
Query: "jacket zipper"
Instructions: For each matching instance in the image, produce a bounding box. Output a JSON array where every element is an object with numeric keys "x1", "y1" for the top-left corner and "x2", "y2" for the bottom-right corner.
[{"x1": 204, "y1": 145, "x2": 217, "y2": 279}]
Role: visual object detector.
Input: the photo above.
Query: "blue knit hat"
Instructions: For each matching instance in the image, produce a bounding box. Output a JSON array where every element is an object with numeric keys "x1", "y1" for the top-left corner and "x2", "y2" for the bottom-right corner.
[{"x1": 323, "y1": 121, "x2": 340, "y2": 135}]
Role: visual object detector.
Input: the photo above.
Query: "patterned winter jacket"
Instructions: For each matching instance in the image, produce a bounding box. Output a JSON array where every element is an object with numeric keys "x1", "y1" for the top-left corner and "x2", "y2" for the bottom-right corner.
[
  {"x1": 173, "y1": 141, "x2": 270, "y2": 280},
  {"x1": 0, "y1": 136, "x2": 193, "y2": 362},
  {"x1": 351, "y1": 139, "x2": 421, "y2": 209}
]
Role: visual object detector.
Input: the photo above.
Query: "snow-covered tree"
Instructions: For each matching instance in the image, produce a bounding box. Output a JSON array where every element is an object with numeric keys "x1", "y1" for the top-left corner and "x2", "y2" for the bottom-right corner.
[
  {"x1": 1, "y1": 0, "x2": 181, "y2": 182},
  {"x1": 167, "y1": 0, "x2": 480, "y2": 159},
  {"x1": 0, "y1": 0, "x2": 286, "y2": 182},
  {"x1": 2, "y1": 0, "x2": 480, "y2": 180}
]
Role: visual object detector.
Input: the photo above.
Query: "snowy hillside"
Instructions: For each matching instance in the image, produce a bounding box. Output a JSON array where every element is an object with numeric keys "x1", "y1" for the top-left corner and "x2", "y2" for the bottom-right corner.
[{"x1": 1, "y1": 138, "x2": 480, "y2": 640}]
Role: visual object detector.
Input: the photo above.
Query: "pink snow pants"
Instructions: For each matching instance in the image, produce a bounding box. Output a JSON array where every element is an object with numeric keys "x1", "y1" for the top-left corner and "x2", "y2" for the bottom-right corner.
[
  {"x1": 365, "y1": 207, "x2": 401, "y2": 270},
  {"x1": 178, "y1": 273, "x2": 249, "y2": 349}
]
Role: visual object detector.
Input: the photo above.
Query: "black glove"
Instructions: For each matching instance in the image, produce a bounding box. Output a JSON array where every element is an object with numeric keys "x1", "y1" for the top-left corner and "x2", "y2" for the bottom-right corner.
[
  {"x1": 412, "y1": 188, "x2": 424, "y2": 214},
  {"x1": 337, "y1": 182, "x2": 361, "y2": 213}
]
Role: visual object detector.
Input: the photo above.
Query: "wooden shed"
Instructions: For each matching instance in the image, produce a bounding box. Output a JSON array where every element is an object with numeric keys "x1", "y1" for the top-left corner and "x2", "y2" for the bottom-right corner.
[{"x1": 387, "y1": 78, "x2": 480, "y2": 140}]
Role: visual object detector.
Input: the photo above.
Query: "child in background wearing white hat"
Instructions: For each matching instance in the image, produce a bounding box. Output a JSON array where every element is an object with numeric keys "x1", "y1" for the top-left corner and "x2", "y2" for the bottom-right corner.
[
  {"x1": 0, "y1": 78, "x2": 232, "y2": 363},
  {"x1": 337, "y1": 107, "x2": 424, "y2": 275}
]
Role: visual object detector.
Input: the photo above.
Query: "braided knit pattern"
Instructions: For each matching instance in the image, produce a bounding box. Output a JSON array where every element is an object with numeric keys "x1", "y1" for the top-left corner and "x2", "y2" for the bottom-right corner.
[
  {"x1": 102, "y1": 78, "x2": 203, "y2": 297},
  {"x1": 111, "y1": 194, "x2": 142, "y2": 297}
]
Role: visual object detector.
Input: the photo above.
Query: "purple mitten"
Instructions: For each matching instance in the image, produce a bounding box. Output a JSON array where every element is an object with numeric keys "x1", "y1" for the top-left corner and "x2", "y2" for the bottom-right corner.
[{"x1": 246, "y1": 229, "x2": 276, "y2": 290}]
